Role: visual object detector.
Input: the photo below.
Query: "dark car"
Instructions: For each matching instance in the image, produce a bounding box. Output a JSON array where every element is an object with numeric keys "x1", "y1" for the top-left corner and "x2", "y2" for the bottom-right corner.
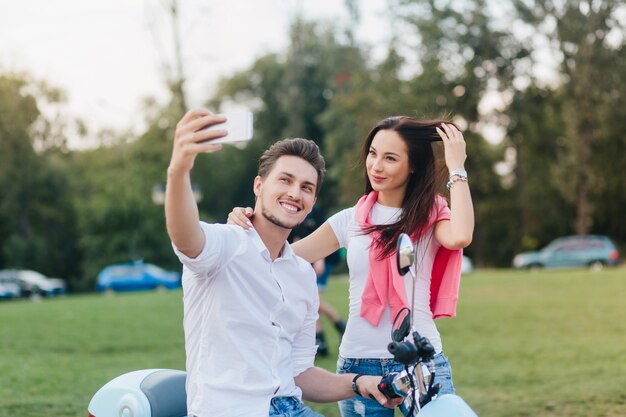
[
  {"x1": 0, "y1": 269, "x2": 67, "y2": 298},
  {"x1": 96, "y1": 262, "x2": 181, "y2": 293},
  {"x1": 512, "y1": 235, "x2": 620, "y2": 270}
]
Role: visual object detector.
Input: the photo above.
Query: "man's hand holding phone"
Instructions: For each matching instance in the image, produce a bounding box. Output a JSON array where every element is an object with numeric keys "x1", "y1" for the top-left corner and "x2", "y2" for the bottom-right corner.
[
  {"x1": 199, "y1": 111, "x2": 253, "y2": 145},
  {"x1": 169, "y1": 109, "x2": 254, "y2": 177},
  {"x1": 167, "y1": 109, "x2": 236, "y2": 258},
  {"x1": 169, "y1": 110, "x2": 228, "y2": 176}
]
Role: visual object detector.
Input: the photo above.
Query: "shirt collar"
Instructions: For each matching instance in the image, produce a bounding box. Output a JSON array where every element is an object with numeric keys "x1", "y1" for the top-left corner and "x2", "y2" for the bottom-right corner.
[{"x1": 248, "y1": 228, "x2": 295, "y2": 261}]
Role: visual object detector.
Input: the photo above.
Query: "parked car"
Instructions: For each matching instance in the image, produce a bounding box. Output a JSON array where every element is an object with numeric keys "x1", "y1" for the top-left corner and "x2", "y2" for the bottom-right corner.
[
  {"x1": 0, "y1": 269, "x2": 67, "y2": 297},
  {"x1": 96, "y1": 262, "x2": 181, "y2": 293},
  {"x1": 0, "y1": 280, "x2": 21, "y2": 299},
  {"x1": 513, "y1": 235, "x2": 620, "y2": 270}
]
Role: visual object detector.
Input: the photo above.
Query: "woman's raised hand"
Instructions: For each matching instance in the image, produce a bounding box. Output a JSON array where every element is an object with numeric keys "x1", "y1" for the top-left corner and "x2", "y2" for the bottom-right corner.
[
  {"x1": 227, "y1": 207, "x2": 255, "y2": 230},
  {"x1": 436, "y1": 123, "x2": 467, "y2": 172}
]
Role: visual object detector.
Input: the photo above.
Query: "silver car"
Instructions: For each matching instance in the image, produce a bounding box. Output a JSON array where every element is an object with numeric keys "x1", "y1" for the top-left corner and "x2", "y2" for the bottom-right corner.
[
  {"x1": 513, "y1": 235, "x2": 620, "y2": 270},
  {"x1": 0, "y1": 280, "x2": 21, "y2": 299},
  {"x1": 0, "y1": 269, "x2": 66, "y2": 298}
]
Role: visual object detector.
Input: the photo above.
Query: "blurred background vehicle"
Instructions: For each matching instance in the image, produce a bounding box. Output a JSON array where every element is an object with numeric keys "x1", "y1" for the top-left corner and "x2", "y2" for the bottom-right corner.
[
  {"x1": 96, "y1": 261, "x2": 181, "y2": 293},
  {"x1": 0, "y1": 279, "x2": 22, "y2": 299},
  {"x1": 512, "y1": 235, "x2": 619, "y2": 271},
  {"x1": 461, "y1": 256, "x2": 474, "y2": 275},
  {"x1": 0, "y1": 269, "x2": 67, "y2": 298}
]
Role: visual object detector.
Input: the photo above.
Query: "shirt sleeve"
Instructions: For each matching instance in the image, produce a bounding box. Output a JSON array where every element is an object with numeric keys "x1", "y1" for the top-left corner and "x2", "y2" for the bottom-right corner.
[
  {"x1": 172, "y1": 222, "x2": 246, "y2": 278},
  {"x1": 434, "y1": 195, "x2": 451, "y2": 221},
  {"x1": 326, "y1": 206, "x2": 355, "y2": 249},
  {"x1": 291, "y1": 267, "x2": 320, "y2": 376}
]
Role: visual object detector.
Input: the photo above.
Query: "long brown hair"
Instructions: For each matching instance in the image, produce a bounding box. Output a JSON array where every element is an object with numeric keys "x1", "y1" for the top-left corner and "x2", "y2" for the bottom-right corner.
[{"x1": 360, "y1": 116, "x2": 451, "y2": 259}]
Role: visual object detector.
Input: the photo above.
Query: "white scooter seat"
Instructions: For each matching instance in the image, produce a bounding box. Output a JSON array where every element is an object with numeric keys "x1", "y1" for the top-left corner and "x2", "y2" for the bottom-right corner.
[
  {"x1": 88, "y1": 369, "x2": 187, "y2": 417},
  {"x1": 140, "y1": 369, "x2": 187, "y2": 417}
]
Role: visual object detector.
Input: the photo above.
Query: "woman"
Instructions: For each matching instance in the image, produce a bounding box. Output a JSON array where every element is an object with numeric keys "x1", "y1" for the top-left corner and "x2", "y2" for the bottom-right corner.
[{"x1": 229, "y1": 116, "x2": 474, "y2": 416}]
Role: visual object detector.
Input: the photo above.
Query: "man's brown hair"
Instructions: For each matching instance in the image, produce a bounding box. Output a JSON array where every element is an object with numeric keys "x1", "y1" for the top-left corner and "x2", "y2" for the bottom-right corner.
[{"x1": 258, "y1": 138, "x2": 326, "y2": 196}]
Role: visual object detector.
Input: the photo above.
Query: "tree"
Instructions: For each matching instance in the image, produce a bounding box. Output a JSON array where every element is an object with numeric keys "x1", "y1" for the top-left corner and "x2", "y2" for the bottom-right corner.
[
  {"x1": 0, "y1": 74, "x2": 79, "y2": 281},
  {"x1": 383, "y1": 0, "x2": 528, "y2": 264},
  {"x1": 506, "y1": 86, "x2": 573, "y2": 251},
  {"x1": 65, "y1": 99, "x2": 187, "y2": 290},
  {"x1": 209, "y1": 18, "x2": 369, "y2": 217},
  {"x1": 513, "y1": 0, "x2": 625, "y2": 236},
  {"x1": 587, "y1": 44, "x2": 626, "y2": 243}
]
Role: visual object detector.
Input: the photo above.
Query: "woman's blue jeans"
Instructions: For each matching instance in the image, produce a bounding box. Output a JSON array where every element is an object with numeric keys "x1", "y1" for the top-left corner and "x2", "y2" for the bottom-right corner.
[
  {"x1": 336, "y1": 353, "x2": 455, "y2": 417},
  {"x1": 268, "y1": 396, "x2": 325, "y2": 417}
]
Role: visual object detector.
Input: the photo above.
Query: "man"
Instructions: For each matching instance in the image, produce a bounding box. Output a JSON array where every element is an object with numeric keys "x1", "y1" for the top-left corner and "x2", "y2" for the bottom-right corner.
[
  {"x1": 166, "y1": 109, "x2": 395, "y2": 417},
  {"x1": 289, "y1": 207, "x2": 346, "y2": 357}
]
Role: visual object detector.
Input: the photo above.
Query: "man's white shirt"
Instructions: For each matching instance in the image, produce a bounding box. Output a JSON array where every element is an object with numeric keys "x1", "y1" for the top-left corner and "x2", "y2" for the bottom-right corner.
[{"x1": 173, "y1": 222, "x2": 319, "y2": 417}]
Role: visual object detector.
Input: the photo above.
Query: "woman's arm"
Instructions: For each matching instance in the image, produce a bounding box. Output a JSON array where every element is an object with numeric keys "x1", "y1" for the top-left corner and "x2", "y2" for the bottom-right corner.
[
  {"x1": 226, "y1": 208, "x2": 340, "y2": 262},
  {"x1": 434, "y1": 123, "x2": 474, "y2": 249},
  {"x1": 434, "y1": 184, "x2": 474, "y2": 249},
  {"x1": 292, "y1": 222, "x2": 340, "y2": 263}
]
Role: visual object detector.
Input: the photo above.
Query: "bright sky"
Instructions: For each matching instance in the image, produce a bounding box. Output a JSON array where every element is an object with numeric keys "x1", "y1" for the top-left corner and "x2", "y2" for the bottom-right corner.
[{"x1": 0, "y1": 0, "x2": 390, "y2": 148}]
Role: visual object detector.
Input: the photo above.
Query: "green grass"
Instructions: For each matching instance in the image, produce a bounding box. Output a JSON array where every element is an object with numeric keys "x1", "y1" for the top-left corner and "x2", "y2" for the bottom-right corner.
[{"x1": 1, "y1": 268, "x2": 625, "y2": 417}]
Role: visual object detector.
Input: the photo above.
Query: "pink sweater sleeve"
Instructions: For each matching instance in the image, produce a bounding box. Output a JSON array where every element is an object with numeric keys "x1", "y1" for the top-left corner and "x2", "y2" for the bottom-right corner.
[
  {"x1": 430, "y1": 247, "x2": 462, "y2": 319},
  {"x1": 429, "y1": 196, "x2": 463, "y2": 319}
]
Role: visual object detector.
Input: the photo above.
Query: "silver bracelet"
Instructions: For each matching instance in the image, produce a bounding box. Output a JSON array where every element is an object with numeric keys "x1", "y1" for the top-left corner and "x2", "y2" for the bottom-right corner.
[
  {"x1": 449, "y1": 168, "x2": 467, "y2": 178},
  {"x1": 446, "y1": 175, "x2": 468, "y2": 190}
]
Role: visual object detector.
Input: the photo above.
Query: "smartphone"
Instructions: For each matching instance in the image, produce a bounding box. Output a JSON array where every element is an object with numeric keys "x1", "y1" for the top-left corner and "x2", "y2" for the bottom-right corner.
[{"x1": 200, "y1": 111, "x2": 254, "y2": 144}]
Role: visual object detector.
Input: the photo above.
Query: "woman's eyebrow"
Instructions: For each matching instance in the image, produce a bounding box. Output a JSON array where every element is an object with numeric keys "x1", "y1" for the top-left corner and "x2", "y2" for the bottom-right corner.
[{"x1": 370, "y1": 147, "x2": 401, "y2": 158}]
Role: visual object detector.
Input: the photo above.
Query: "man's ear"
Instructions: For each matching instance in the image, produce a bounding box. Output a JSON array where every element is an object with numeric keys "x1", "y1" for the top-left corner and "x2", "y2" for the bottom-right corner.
[{"x1": 253, "y1": 176, "x2": 262, "y2": 197}]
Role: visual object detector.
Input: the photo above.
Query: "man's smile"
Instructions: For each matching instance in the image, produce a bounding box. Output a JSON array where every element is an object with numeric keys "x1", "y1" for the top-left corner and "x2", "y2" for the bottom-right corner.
[{"x1": 279, "y1": 200, "x2": 302, "y2": 213}]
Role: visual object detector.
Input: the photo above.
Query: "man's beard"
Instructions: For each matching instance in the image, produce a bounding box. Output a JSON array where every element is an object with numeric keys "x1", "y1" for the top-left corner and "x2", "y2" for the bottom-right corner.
[{"x1": 261, "y1": 206, "x2": 303, "y2": 231}]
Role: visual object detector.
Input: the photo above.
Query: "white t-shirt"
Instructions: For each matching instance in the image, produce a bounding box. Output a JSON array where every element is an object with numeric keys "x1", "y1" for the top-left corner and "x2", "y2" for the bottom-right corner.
[
  {"x1": 327, "y1": 203, "x2": 443, "y2": 358},
  {"x1": 173, "y1": 222, "x2": 319, "y2": 417}
]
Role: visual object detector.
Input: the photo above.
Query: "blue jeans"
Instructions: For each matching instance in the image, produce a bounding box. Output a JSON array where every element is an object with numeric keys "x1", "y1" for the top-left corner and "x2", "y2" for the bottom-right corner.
[
  {"x1": 336, "y1": 353, "x2": 455, "y2": 417},
  {"x1": 269, "y1": 396, "x2": 325, "y2": 417}
]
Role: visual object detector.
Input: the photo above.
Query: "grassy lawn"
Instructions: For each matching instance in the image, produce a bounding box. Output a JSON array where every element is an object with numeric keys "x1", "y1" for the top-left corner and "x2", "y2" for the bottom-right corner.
[{"x1": 1, "y1": 267, "x2": 625, "y2": 417}]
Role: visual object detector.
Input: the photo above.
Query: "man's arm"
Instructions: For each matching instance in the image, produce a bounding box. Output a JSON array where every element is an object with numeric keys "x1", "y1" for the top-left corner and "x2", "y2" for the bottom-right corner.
[
  {"x1": 165, "y1": 109, "x2": 227, "y2": 258},
  {"x1": 289, "y1": 263, "x2": 401, "y2": 408},
  {"x1": 295, "y1": 367, "x2": 399, "y2": 408}
]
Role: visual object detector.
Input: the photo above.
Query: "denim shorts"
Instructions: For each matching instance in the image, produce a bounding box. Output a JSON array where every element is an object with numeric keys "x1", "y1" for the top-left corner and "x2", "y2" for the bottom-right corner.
[
  {"x1": 336, "y1": 353, "x2": 455, "y2": 417},
  {"x1": 269, "y1": 396, "x2": 325, "y2": 417}
]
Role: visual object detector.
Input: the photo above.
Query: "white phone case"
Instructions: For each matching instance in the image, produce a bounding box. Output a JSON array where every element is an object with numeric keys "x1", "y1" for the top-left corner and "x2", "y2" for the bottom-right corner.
[{"x1": 202, "y1": 112, "x2": 253, "y2": 144}]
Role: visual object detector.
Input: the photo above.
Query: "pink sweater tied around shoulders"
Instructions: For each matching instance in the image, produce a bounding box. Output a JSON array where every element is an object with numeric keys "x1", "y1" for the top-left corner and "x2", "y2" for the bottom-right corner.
[{"x1": 356, "y1": 191, "x2": 463, "y2": 326}]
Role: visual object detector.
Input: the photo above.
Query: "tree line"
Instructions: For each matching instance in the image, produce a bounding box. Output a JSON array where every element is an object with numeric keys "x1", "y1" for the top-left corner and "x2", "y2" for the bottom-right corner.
[{"x1": 0, "y1": 0, "x2": 623, "y2": 291}]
